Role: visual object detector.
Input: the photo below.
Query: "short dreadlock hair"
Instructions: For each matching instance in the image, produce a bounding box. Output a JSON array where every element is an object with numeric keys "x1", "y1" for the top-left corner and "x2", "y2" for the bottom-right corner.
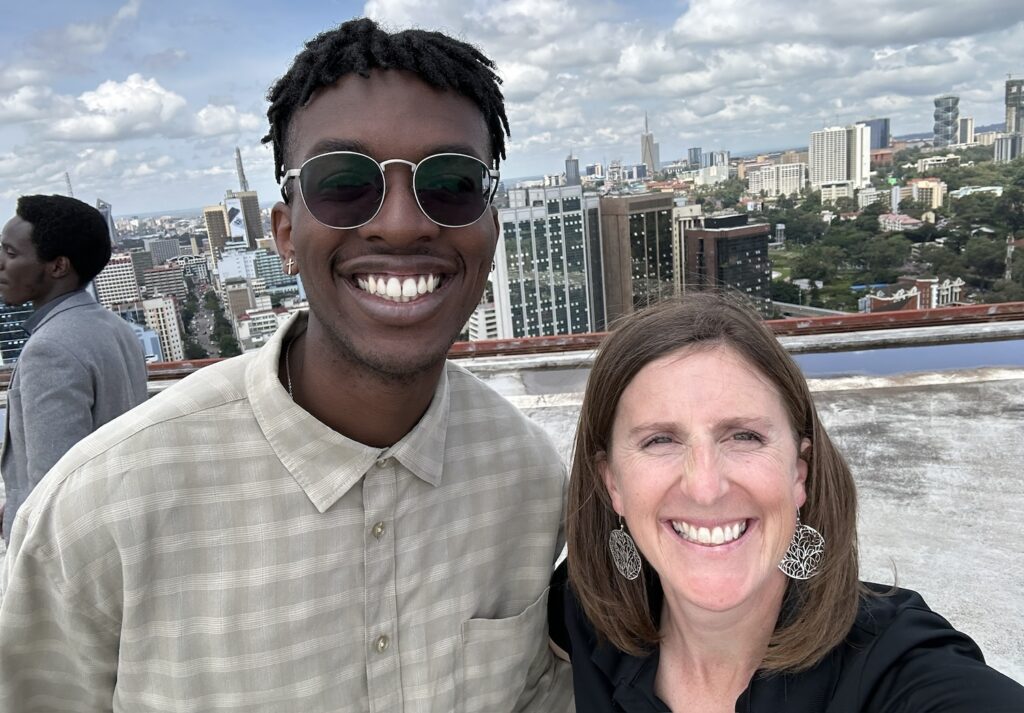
[
  {"x1": 263, "y1": 18, "x2": 510, "y2": 185},
  {"x1": 16, "y1": 194, "x2": 112, "y2": 285}
]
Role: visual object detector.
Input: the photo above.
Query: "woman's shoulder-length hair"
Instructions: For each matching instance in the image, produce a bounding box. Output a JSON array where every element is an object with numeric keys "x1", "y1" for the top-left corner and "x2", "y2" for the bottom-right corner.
[{"x1": 565, "y1": 291, "x2": 862, "y2": 672}]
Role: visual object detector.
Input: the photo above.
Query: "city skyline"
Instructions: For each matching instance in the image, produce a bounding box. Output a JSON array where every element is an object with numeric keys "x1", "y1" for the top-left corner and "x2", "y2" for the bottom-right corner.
[{"x1": 1, "y1": 0, "x2": 1023, "y2": 217}]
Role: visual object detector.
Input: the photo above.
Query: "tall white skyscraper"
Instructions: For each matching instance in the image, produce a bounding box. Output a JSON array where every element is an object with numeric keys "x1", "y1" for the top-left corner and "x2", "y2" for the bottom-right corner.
[
  {"x1": 809, "y1": 124, "x2": 870, "y2": 190},
  {"x1": 847, "y1": 123, "x2": 870, "y2": 189}
]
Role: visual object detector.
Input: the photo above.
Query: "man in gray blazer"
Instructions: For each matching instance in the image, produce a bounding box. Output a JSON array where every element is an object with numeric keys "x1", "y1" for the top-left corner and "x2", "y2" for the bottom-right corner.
[{"x1": 0, "y1": 194, "x2": 148, "y2": 543}]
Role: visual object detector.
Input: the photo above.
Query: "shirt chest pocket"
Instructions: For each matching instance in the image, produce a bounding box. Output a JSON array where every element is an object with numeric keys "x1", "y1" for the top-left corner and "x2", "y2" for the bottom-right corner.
[{"x1": 457, "y1": 586, "x2": 551, "y2": 713}]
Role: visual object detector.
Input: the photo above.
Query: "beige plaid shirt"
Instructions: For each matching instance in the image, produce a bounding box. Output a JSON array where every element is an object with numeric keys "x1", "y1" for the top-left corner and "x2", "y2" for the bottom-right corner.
[{"x1": 0, "y1": 312, "x2": 572, "y2": 713}]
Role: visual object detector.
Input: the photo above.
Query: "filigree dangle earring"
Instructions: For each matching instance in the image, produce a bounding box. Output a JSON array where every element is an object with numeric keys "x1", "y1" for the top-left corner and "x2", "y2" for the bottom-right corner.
[
  {"x1": 778, "y1": 511, "x2": 825, "y2": 580},
  {"x1": 609, "y1": 516, "x2": 642, "y2": 580}
]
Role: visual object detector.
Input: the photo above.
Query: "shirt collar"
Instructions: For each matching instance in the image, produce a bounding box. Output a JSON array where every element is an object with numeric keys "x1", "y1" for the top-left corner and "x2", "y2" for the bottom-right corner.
[
  {"x1": 24, "y1": 289, "x2": 84, "y2": 334},
  {"x1": 248, "y1": 311, "x2": 449, "y2": 513}
]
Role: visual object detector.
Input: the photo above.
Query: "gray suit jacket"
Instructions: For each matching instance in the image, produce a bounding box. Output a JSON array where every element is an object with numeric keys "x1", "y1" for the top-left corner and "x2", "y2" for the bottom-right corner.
[{"x1": 2, "y1": 290, "x2": 148, "y2": 541}]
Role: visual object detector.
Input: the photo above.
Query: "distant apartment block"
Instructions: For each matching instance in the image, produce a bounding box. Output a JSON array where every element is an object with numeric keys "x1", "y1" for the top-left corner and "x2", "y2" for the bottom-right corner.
[
  {"x1": 493, "y1": 185, "x2": 604, "y2": 338},
  {"x1": 933, "y1": 94, "x2": 959, "y2": 147},
  {"x1": 143, "y1": 296, "x2": 185, "y2": 362},
  {"x1": 94, "y1": 252, "x2": 142, "y2": 308},
  {"x1": 819, "y1": 181, "x2": 854, "y2": 204},
  {"x1": 907, "y1": 178, "x2": 948, "y2": 210},
  {"x1": 467, "y1": 299, "x2": 499, "y2": 341},
  {"x1": 681, "y1": 214, "x2": 772, "y2": 316},
  {"x1": 599, "y1": 192, "x2": 675, "y2": 324},
  {"x1": 747, "y1": 163, "x2": 807, "y2": 197},
  {"x1": 809, "y1": 124, "x2": 869, "y2": 190},
  {"x1": 688, "y1": 147, "x2": 702, "y2": 167}
]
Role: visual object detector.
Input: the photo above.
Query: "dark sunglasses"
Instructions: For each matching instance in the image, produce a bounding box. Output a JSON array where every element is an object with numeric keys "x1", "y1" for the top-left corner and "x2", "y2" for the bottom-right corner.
[{"x1": 282, "y1": 151, "x2": 500, "y2": 229}]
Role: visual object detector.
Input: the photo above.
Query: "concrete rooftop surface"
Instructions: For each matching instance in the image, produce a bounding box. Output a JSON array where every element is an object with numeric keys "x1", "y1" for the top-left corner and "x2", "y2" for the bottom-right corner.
[{"x1": 1, "y1": 328, "x2": 1022, "y2": 686}]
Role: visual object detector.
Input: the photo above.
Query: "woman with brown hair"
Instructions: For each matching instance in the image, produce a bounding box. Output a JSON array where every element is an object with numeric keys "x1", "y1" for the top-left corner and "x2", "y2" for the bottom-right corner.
[{"x1": 550, "y1": 292, "x2": 1023, "y2": 712}]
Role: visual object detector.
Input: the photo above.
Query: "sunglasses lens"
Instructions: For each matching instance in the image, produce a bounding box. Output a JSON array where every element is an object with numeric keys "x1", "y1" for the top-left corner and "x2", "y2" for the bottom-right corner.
[
  {"x1": 300, "y1": 153, "x2": 384, "y2": 228},
  {"x1": 415, "y1": 155, "x2": 493, "y2": 227}
]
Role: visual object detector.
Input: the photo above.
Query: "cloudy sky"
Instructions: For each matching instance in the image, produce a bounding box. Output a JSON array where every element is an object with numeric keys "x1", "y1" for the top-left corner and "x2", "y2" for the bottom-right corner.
[{"x1": 2, "y1": 0, "x2": 1023, "y2": 217}]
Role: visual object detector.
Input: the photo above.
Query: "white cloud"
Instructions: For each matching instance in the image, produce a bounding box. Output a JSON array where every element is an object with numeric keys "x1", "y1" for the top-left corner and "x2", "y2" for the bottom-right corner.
[
  {"x1": 0, "y1": 86, "x2": 65, "y2": 122},
  {"x1": 47, "y1": 74, "x2": 187, "y2": 141},
  {"x1": 193, "y1": 105, "x2": 262, "y2": 137}
]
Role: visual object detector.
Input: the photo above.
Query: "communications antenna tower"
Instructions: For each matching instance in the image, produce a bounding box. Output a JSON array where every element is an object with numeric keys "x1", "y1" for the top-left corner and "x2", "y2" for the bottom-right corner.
[{"x1": 64, "y1": 171, "x2": 74, "y2": 197}]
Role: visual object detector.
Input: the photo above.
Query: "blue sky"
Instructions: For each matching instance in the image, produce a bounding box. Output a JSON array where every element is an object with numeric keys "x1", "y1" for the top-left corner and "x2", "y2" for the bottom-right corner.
[{"x1": 2, "y1": 0, "x2": 1023, "y2": 216}]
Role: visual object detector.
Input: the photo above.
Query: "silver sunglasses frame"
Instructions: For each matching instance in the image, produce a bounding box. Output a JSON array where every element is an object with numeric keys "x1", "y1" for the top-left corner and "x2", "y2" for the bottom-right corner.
[{"x1": 282, "y1": 151, "x2": 500, "y2": 229}]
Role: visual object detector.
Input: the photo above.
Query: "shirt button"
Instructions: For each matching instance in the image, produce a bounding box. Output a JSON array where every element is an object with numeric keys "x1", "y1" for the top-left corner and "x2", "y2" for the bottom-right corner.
[
  {"x1": 371, "y1": 522, "x2": 386, "y2": 540},
  {"x1": 376, "y1": 457, "x2": 391, "y2": 468},
  {"x1": 375, "y1": 635, "x2": 390, "y2": 653}
]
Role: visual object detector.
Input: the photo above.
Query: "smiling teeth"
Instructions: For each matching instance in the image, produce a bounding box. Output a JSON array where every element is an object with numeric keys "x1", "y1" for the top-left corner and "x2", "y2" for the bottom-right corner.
[
  {"x1": 671, "y1": 520, "x2": 747, "y2": 545},
  {"x1": 357, "y1": 274, "x2": 440, "y2": 303}
]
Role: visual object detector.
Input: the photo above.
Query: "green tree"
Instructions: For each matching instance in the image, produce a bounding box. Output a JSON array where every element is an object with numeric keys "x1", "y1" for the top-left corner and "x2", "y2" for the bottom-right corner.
[
  {"x1": 853, "y1": 202, "x2": 886, "y2": 233},
  {"x1": 861, "y1": 234, "x2": 911, "y2": 283},
  {"x1": 918, "y1": 244, "x2": 967, "y2": 278},
  {"x1": 963, "y1": 236, "x2": 1006, "y2": 286},
  {"x1": 218, "y1": 335, "x2": 242, "y2": 358},
  {"x1": 791, "y1": 245, "x2": 843, "y2": 282},
  {"x1": 183, "y1": 339, "x2": 208, "y2": 359},
  {"x1": 770, "y1": 280, "x2": 801, "y2": 303}
]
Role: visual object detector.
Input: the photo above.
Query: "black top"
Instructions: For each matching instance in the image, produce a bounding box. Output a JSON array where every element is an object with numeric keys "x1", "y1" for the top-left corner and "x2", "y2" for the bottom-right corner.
[{"x1": 549, "y1": 562, "x2": 1024, "y2": 712}]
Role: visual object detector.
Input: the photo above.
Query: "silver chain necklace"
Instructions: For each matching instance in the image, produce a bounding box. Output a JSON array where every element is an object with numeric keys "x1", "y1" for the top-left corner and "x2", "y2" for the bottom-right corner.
[{"x1": 284, "y1": 337, "x2": 297, "y2": 399}]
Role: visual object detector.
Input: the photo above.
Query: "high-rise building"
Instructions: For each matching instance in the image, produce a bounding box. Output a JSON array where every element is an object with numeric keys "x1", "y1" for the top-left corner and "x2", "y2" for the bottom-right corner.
[
  {"x1": 93, "y1": 252, "x2": 142, "y2": 308},
  {"x1": 640, "y1": 113, "x2": 660, "y2": 177},
  {"x1": 858, "y1": 118, "x2": 891, "y2": 150},
  {"x1": 958, "y1": 117, "x2": 975, "y2": 145},
  {"x1": 1006, "y1": 78, "x2": 1024, "y2": 134},
  {"x1": 565, "y1": 154, "x2": 581, "y2": 187},
  {"x1": 688, "y1": 147, "x2": 702, "y2": 168},
  {"x1": 847, "y1": 123, "x2": 870, "y2": 189},
  {"x1": 809, "y1": 124, "x2": 869, "y2": 189},
  {"x1": 142, "y1": 296, "x2": 185, "y2": 362},
  {"x1": 933, "y1": 94, "x2": 959, "y2": 147},
  {"x1": 224, "y1": 190, "x2": 264, "y2": 250},
  {"x1": 682, "y1": 214, "x2": 772, "y2": 316},
  {"x1": 599, "y1": 192, "x2": 675, "y2": 324},
  {"x1": 493, "y1": 185, "x2": 604, "y2": 338},
  {"x1": 145, "y1": 237, "x2": 181, "y2": 266},
  {"x1": 203, "y1": 205, "x2": 229, "y2": 259},
  {"x1": 994, "y1": 133, "x2": 1023, "y2": 164},
  {"x1": 95, "y1": 199, "x2": 117, "y2": 244},
  {"x1": 129, "y1": 249, "x2": 153, "y2": 294},
  {"x1": 0, "y1": 303, "x2": 32, "y2": 365},
  {"x1": 144, "y1": 264, "x2": 187, "y2": 301}
]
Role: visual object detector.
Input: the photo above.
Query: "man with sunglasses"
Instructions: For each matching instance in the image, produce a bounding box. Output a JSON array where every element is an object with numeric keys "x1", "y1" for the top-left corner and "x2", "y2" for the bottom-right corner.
[{"x1": 0, "y1": 18, "x2": 572, "y2": 713}]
